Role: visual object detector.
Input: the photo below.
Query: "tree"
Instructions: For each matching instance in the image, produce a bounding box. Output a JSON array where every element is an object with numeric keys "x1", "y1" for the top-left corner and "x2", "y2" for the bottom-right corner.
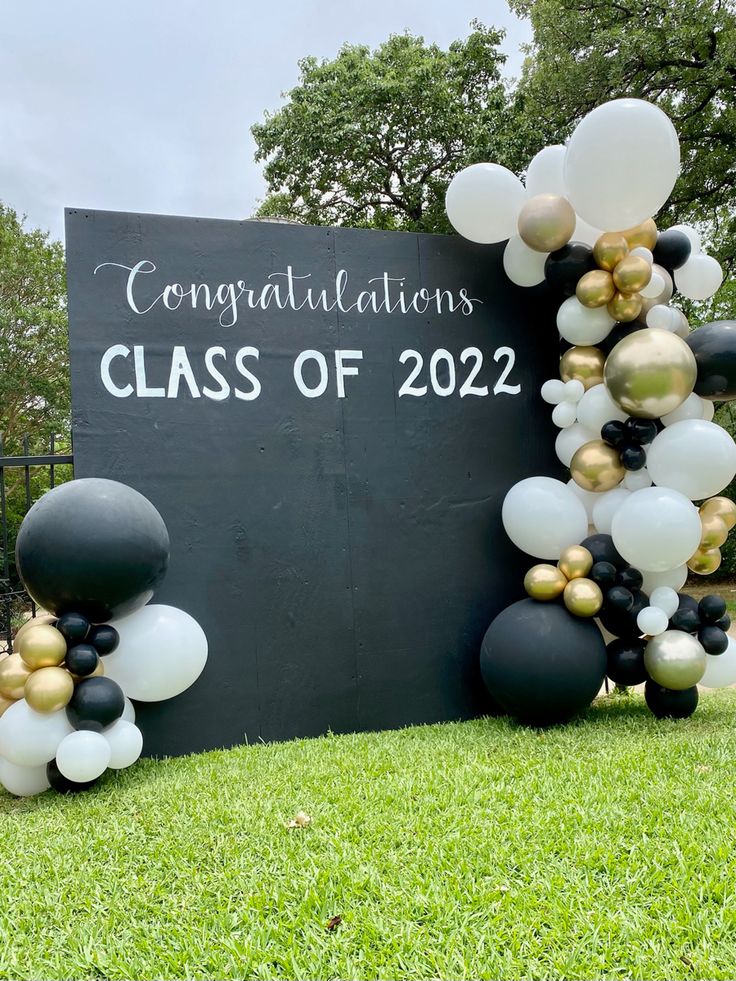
[{"x1": 252, "y1": 23, "x2": 523, "y2": 233}]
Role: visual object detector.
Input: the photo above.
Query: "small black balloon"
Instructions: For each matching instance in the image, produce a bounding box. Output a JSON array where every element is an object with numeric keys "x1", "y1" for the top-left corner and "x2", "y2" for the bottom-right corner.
[
  {"x1": 599, "y1": 589, "x2": 649, "y2": 639},
  {"x1": 606, "y1": 586, "x2": 635, "y2": 611},
  {"x1": 616, "y1": 566, "x2": 643, "y2": 591},
  {"x1": 698, "y1": 625, "x2": 729, "y2": 656},
  {"x1": 670, "y1": 608, "x2": 701, "y2": 633},
  {"x1": 55, "y1": 612, "x2": 90, "y2": 646},
  {"x1": 591, "y1": 561, "x2": 617, "y2": 587},
  {"x1": 46, "y1": 760, "x2": 99, "y2": 795},
  {"x1": 606, "y1": 639, "x2": 647, "y2": 686},
  {"x1": 544, "y1": 242, "x2": 596, "y2": 297},
  {"x1": 645, "y1": 682, "x2": 699, "y2": 720},
  {"x1": 88, "y1": 624, "x2": 120, "y2": 656},
  {"x1": 625, "y1": 417, "x2": 659, "y2": 446},
  {"x1": 677, "y1": 593, "x2": 700, "y2": 613},
  {"x1": 716, "y1": 614, "x2": 732, "y2": 632},
  {"x1": 652, "y1": 228, "x2": 692, "y2": 271},
  {"x1": 65, "y1": 643, "x2": 99, "y2": 677},
  {"x1": 581, "y1": 533, "x2": 628, "y2": 570},
  {"x1": 686, "y1": 320, "x2": 736, "y2": 402},
  {"x1": 601, "y1": 420, "x2": 627, "y2": 448},
  {"x1": 698, "y1": 594, "x2": 727, "y2": 624},
  {"x1": 66, "y1": 676, "x2": 125, "y2": 732},
  {"x1": 620, "y1": 445, "x2": 647, "y2": 471}
]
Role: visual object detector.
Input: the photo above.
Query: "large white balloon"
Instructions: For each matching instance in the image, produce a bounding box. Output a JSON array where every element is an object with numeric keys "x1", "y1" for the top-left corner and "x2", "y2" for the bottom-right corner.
[
  {"x1": 675, "y1": 253, "x2": 724, "y2": 301},
  {"x1": 563, "y1": 99, "x2": 680, "y2": 230},
  {"x1": 640, "y1": 565, "x2": 688, "y2": 595},
  {"x1": 56, "y1": 731, "x2": 110, "y2": 782},
  {"x1": 592, "y1": 487, "x2": 630, "y2": 535},
  {"x1": 106, "y1": 605, "x2": 208, "y2": 701},
  {"x1": 445, "y1": 163, "x2": 526, "y2": 244},
  {"x1": 573, "y1": 216, "x2": 604, "y2": 248},
  {"x1": 556, "y1": 297, "x2": 614, "y2": 345},
  {"x1": 525, "y1": 145, "x2": 566, "y2": 197},
  {"x1": 121, "y1": 697, "x2": 136, "y2": 723},
  {"x1": 502, "y1": 477, "x2": 588, "y2": 560},
  {"x1": 611, "y1": 486, "x2": 702, "y2": 572},
  {"x1": 646, "y1": 420, "x2": 736, "y2": 500},
  {"x1": 576, "y1": 384, "x2": 628, "y2": 435},
  {"x1": 103, "y1": 720, "x2": 143, "y2": 769},
  {"x1": 0, "y1": 757, "x2": 50, "y2": 797},
  {"x1": 700, "y1": 637, "x2": 736, "y2": 689},
  {"x1": 0, "y1": 700, "x2": 72, "y2": 767},
  {"x1": 556, "y1": 424, "x2": 597, "y2": 467},
  {"x1": 503, "y1": 236, "x2": 547, "y2": 287}
]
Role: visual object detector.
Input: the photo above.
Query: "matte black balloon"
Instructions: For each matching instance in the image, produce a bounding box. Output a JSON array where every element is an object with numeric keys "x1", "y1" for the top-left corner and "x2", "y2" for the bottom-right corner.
[
  {"x1": 670, "y1": 608, "x2": 701, "y2": 633},
  {"x1": 645, "y1": 682, "x2": 699, "y2": 720},
  {"x1": 698, "y1": 594, "x2": 727, "y2": 624},
  {"x1": 620, "y1": 445, "x2": 647, "y2": 471},
  {"x1": 590, "y1": 561, "x2": 617, "y2": 587},
  {"x1": 616, "y1": 566, "x2": 643, "y2": 592},
  {"x1": 480, "y1": 599, "x2": 606, "y2": 726},
  {"x1": 716, "y1": 614, "x2": 731, "y2": 632},
  {"x1": 88, "y1": 624, "x2": 120, "y2": 656},
  {"x1": 606, "y1": 639, "x2": 647, "y2": 686},
  {"x1": 686, "y1": 321, "x2": 736, "y2": 402},
  {"x1": 544, "y1": 242, "x2": 596, "y2": 297},
  {"x1": 65, "y1": 643, "x2": 99, "y2": 677},
  {"x1": 56, "y1": 612, "x2": 90, "y2": 646},
  {"x1": 581, "y1": 534, "x2": 628, "y2": 570},
  {"x1": 66, "y1": 676, "x2": 125, "y2": 732},
  {"x1": 677, "y1": 593, "x2": 700, "y2": 613},
  {"x1": 599, "y1": 322, "x2": 643, "y2": 355},
  {"x1": 625, "y1": 418, "x2": 658, "y2": 446},
  {"x1": 599, "y1": 589, "x2": 649, "y2": 639},
  {"x1": 653, "y1": 229, "x2": 692, "y2": 271},
  {"x1": 698, "y1": 625, "x2": 729, "y2": 656},
  {"x1": 46, "y1": 759, "x2": 99, "y2": 794},
  {"x1": 605, "y1": 586, "x2": 634, "y2": 611},
  {"x1": 15, "y1": 478, "x2": 170, "y2": 621},
  {"x1": 601, "y1": 420, "x2": 627, "y2": 448}
]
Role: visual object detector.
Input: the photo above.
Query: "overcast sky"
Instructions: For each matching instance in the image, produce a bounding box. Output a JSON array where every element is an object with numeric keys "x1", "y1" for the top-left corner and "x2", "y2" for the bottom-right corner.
[{"x1": 1, "y1": 0, "x2": 530, "y2": 242}]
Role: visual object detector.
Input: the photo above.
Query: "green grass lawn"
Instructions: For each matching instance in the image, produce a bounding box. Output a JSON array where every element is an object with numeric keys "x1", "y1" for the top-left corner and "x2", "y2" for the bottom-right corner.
[{"x1": 3, "y1": 692, "x2": 736, "y2": 981}]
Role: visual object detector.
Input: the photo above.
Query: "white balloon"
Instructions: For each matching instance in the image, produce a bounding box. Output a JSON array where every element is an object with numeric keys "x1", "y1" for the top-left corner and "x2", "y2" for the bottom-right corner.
[
  {"x1": 556, "y1": 424, "x2": 597, "y2": 468},
  {"x1": 525, "y1": 145, "x2": 566, "y2": 197},
  {"x1": 646, "y1": 419, "x2": 736, "y2": 500},
  {"x1": 611, "y1": 486, "x2": 702, "y2": 572},
  {"x1": 576, "y1": 384, "x2": 628, "y2": 435},
  {"x1": 0, "y1": 758, "x2": 50, "y2": 797},
  {"x1": 572, "y1": 215, "x2": 603, "y2": 247},
  {"x1": 646, "y1": 304, "x2": 680, "y2": 332},
  {"x1": 592, "y1": 487, "x2": 631, "y2": 535},
  {"x1": 661, "y1": 393, "x2": 710, "y2": 427},
  {"x1": 637, "y1": 606, "x2": 669, "y2": 637},
  {"x1": 445, "y1": 163, "x2": 526, "y2": 244},
  {"x1": 103, "y1": 720, "x2": 143, "y2": 769},
  {"x1": 552, "y1": 402, "x2": 578, "y2": 428},
  {"x1": 56, "y1": 730, "x2": 110, "y2": 783},
  {"x1": 121, "y1": 697, "x2": 136, "y2": 723},
  {"x1": 567, "y1": 478, "x2": 599, "y2": 520},
  {"x1": 701, "y1": 398, "x2": 715, "y2": 422},
  {"x1": 0, "y1": 701, "x2": 73, "y2": 767},
  {"x1": 502, "y1": 477, "x2": 588, "y2": 560},
  {"x1": 563, "y1": 379, "x2": 585, "y2": 403},
  {"x1": 649, "y1": 587, "x2": 680, "y2": 618},
  {"x1": 675, "y1": 253, "x2": 723, "y2": 301},
  {"x1": 541, "y1": 379, "x2": 567, "y2": 404},
  {"x1": 623, "y1": 468, "x2": 653, "y2": 491},
  {"x1": 556, "y1": 296, "x2": 614, "y2": 345},
  {"x1": 640, "y1": 565, "x2": 688, "y2": 594},
  {"x1": 700, "y1": 637, "x2": 736, "y2": 689},
  {"x1": 640, "y1": 272, "x2": 665, "y2": 299},
  {"x1": 670, "y1": 224, "x2": 701, "y2": 253},
  {"x1": 563, "y1": 99, "x2": 680, "y2": 230},
  {"x1": 106, "y1": 605, "x2": 208, "y2": 701},
  {"x1": 503, "y1": 235, "x2": 548, "y2": 287},
  {"x1": 630, "y1": 247, "x2": 653, "y2": 264}
]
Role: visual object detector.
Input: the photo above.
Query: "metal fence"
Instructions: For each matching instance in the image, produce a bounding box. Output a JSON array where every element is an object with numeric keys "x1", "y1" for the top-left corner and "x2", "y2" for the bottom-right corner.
[{"x1": 0, "y1": 436, "x2": 73, "y2": 654}]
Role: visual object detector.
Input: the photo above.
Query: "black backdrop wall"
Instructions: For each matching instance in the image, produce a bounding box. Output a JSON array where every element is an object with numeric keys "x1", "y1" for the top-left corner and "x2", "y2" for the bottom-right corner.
[{"x1": 65, "y1": 209, "x2": 560, "y2": 755}]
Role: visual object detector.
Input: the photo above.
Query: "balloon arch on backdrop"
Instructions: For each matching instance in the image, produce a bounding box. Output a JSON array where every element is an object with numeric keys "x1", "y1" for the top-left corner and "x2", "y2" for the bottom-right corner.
[{"x1": 446, "y1": 97, "x2": 736, "y2": 725}]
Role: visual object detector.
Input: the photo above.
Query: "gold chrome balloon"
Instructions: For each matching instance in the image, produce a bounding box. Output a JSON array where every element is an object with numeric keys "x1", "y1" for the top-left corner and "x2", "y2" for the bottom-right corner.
[
  {"x1": 687, "y1": 546, "x2": 722, "y2": 576},
  {"x1": 700, "y1": 513, "x2": 729, "y2": 550},
  {"x1": 558, "y1": 545, "x2": 594, "y2": 580},
  {"x1": 24, "y1": 666, "x2": 74, "y2": 714},
  {"x1": 576, "y1": 270, "x2": 615, "y2": 308},
  {"x1": 0, "y1": 694, "x2": 15, "y2": 718},
  {"x1": 517, "y1": 193, "x2": 576, "y2": 253},
  {"x1": 0, "y1": 653, "x2": 33, "y2": 700},
  {"x1": 563, "y1": 578, "x2": 603, "y2": 617},
  {"x1": 524, "y1": 564, "x2": 567, "y2": 601},
  {"x1": 612, "y1": 255, "x2": 652, "y2": 294},
  {"x1": 603, "y1": 327, "x2": 697, "y2": 418},
  {"x1": 14, "y1": 614, "x2": 56, "y2": 646},
  {"x1": 17, "y1": 623, "x2": 67, "y2": 670},
  {"x1": 621, "y1": 218, "x2": 657, "y2": 251},
  {"x1": 607, "y1": 291, "x2": 642, "y2": 322},
  {"x1": 593, "y1": 233, "x2": 628, "y2": 272},
  {"x1": 570, "y1": 439, "x2": 625, "y2": 493},
  {"x1": 559, "y1": 346, "x2": 605, "y2": 391},
  {"x1": 644, "y1": 630, "x2": 706, "y2": 689},
  {"x1": 700, "y1": 496, "x2": 736, "y2": 531}
]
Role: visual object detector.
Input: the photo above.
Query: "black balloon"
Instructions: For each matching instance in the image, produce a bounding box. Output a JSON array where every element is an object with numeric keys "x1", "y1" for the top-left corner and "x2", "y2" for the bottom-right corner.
[
  {"x1": 625, "y1": 418, "x2": 658, "y2": 445},
  {"x1": 46, "y1": 760, "x2": 99, "y2": 794},
  {"x1": 698, "y1": 625, "x2": 729, "y2": 656},
  {"x1": 606, "y1": 639, "x2": 647, "y2": 686},
  {"x1": 56, "y1": 612, "x2": 90, "y2": 646},
  {"x1": 581, "y1": 533, "x2": 628, "y2": 570},
  {"x1": 591, "y1": 561, "x2": 617, "y2": 587},
  {"x1": 544, "y1": 242, "x2": 596, "y2": 297},
  {"x1": 699, "y1": 594, "x2": 727, "y2": 624},
  {"x1": 645, "y1": 682, "x2": 699, "y2": 720},
  {"x1": 88, "y1": 624, "x2": 120, "y2": 656},
  {"x1": 601, "y1": 421, "x2": 627, "y2": 448},
  {"x1": 15, "y1": 477, "x2": 170, "y2": 621},
  {"x1": 620, "y1": 445, "x2": 647, "y2": 471},
  {"x1": 617, "y1": 567, "x2": 643, "y2": 592},
  {"x1": 686, "y1": 321, "x2": 736, "y2": 402},
  {"x1": 653, "y1": 229, "x2": 692, "y2": 271},
  {"x1": 716, "y1": 614, "x2": 731, "y2": 632},
  {"x1": 65, "y1": 643, "x2": 99, "y2": 677},
  {"x1": 599, "y1": 322, "x2": 643, "y2": 355},
  {"x1": 599, "y1": 589, "x2": 649, "y2": 639},
  {"x1": 670, "y1": 608, "x2": 701, "y2": 633},
  {"x1": 66, "y1": 676, "x2": 125, "y2": 732},
  {"x1": 606, "y1": 586, "x2": 634, "y2": 611},
  {"x1": 480, "y1": 599, "x2": 606, "y2": 726}
]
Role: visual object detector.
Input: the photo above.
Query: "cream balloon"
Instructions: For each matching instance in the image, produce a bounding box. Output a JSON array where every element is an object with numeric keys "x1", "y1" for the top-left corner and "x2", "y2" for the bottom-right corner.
[
  {"x1": 646, "y1": 420, "x2": 736, "y2": 500},
  {"x1": 502, "y1": 477, "x2": 588, "y2": 560},
  {"x1": 525, "y1": 145, "x2": 566, "y2": 197},
  {"x1": 576, "y1": 384, "x2": 628, "y2": 435},
  {"x1": 611, "y1": 486, "x2": 702, "y2": 572},
  {"x1": 503, "y1": 236, "x2": 548, "y2": 287},
  {"x1": 592, "y1": 487, "x2": 630, "y2": 535},
  {"x1": 445, "y1": 163, "x2": 526, "y2": 244},
  {"x1": 556, "y1": 424, "x2": 597, "y2": 468},
  {"x1": 0, "y1": 700, "x2": 72, "y2": 767},
  {"x1": 556, "y1": 297, "x2": 615, "y2": 346},
  {"x1": 0, "y1": 758, "x2": 50, "y2": 797}
]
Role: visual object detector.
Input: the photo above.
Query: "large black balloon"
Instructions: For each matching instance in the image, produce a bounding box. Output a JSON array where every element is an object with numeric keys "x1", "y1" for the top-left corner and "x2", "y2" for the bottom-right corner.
[
  {"x1": 46, "y1": 759, "x2": 99, "y2": 794},
  {"x1": 606, "y1": 639, "x2": 647, "y2": 686},
  {"x1": 544, "y1": 242, "x2": 596, "y2": 297},
  {"x1": 686, "y1": 321, "x2": 736, "y2": 401},
  {"x1": 581, "y1": 534, "x2": 628, "y2": 570},
  {"x1": 599, "y1": 589, "x2": 649, "y2": 639},
  {"x1": 66, "y1": 676, "x2": 125, "y2": 732},
  {"x1": 652, "y1": 229, "x2": 691, "y2": 271},
  {"x1": 15, "y1": 478, "x2": 170, "y2": 621},
  {"x1": 480, "y1": 599, "x2": 606, "y2": 726},
  {"x1": 599, "y1": 322, "x2": 643, "y2": 355},
  {"x1": 645, "y1": 682, "x2": 699, "y2": 720}
]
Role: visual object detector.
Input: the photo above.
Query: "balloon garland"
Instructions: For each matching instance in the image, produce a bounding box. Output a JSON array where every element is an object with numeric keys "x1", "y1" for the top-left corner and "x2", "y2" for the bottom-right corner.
[
  {"x1": 447, "y1": 98, "x2": 736, "y2": 724},
  {"x1": 0, "y1": 478, "x2": 207, "y2": 796}
]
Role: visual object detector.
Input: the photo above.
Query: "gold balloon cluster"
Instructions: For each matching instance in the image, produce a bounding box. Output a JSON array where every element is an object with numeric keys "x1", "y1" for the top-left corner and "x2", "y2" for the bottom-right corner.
[
  {"x1": 687, "y1": 497, "x2": 736, "y2": 576},
  {"x1": 576, "y1": 220, "x2": 658, "y2": 322},
  {"x1": 525, "y1": 545, "x2": 603, "y2": 617},
  {"x1": 0, "y1": 617, "x2": 104, "y2": 716}
]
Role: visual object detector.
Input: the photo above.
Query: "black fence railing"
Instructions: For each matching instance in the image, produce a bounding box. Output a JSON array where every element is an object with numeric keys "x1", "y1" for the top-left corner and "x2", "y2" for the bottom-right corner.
[{"x1": 0, "y1": 436, "x2": 74, "y2": 654}]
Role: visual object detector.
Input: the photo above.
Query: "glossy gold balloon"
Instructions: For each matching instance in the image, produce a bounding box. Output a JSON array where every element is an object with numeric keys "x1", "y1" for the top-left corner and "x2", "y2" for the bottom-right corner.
[
  {"x1": 621, "y1": 218, "x2": 657, "y2": 251},
  {"x1": 559, "y1": 346, "x2": 606, "y2": 391},
  {"x1": 644, "y1": 630, "x2": 706, "y2": 689},
  {"x1": 700, "y1": 513, "x2": 729, "y2": 550},
  {"x1": 570, "y1": 439, "x2": 625, "y2": 493},
  {"x1": 607, "y1": 291, "x2": 642, "y2": 322},
  {"x1": 558, "y1": 545, "x2": 594, "y2": 580},
  {"x1": 17, "y1": 623, "x2": 67, "y2": 670},
  {"x1": 700, "y1": 496, "x2": 736, "y2": 531},
  {"x1": 524, "y1": 564, "x2": 567, "y2": 601},
  {"x1": 517, "y1": 193, "x2": 576, "y2": 253},
  {"x1": 0, "y1": 653, "x2": 33, "y2": 700},
  {"x1": 593, "y1": 233, "x2": 628, "y2": 272},
  {"x1": 563, "y1": 578, "x2": 603, "y2": 617},
  {"x1": 576, "y1": 270, "x2": 615, "y2": 308},
  {"x1": 24, "y1": 666, "x2": 74, "y2": 714},
  {"x1": 14, "y1": 614, "x2": 56, "y2": 646},
  {"x1": 603, "y1": 327, "x2": 697, "y2": 419},
  {"x1": 687, "y1": 546, "x2": 722, "y2": 576},
  {"x1": 0, "y1": 694, "x2": 15, "y2": 718},
  {"x1": 612, "y1": 255, "x2": 652, "y2": 293}
]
